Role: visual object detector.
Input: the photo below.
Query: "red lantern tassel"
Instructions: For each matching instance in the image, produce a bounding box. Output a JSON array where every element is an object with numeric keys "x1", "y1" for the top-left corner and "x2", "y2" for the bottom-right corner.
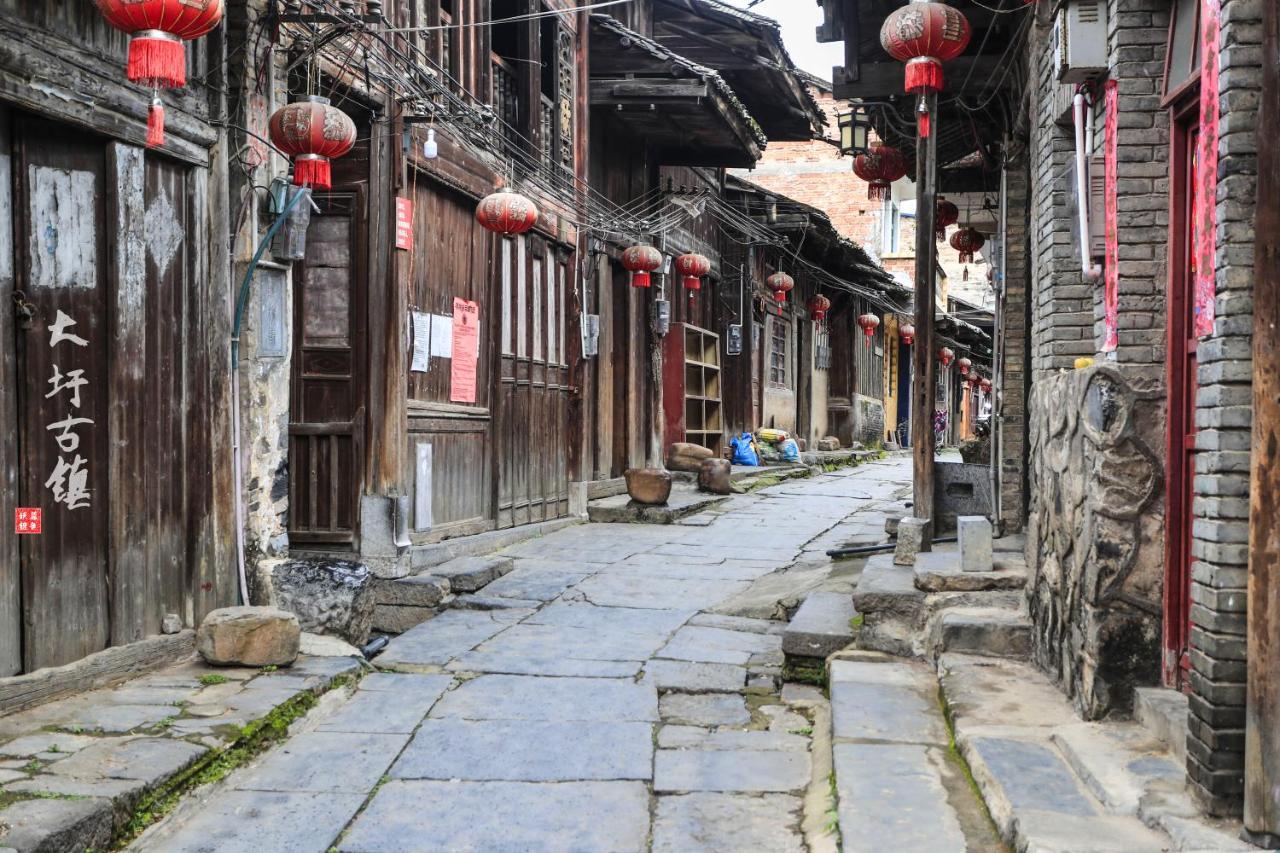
[
  {"x1": 146, "y1": 96, "x2": 165, "y2": 148},
  {"x1": 904, "y1": 58, "x2": 943, "y2": 95},
  {"x1": 293, "y1": 156, "x2": 332, "y2": 190},
  {"x1": 631, "y1": 271, "x2": 651, "y2": 288},
  {"x1": 127, "y1": 33, "x2": 187, "y2": 89},
  {"x1": 918, "y1": 111, "x2": 931, "y2": 138},
  {"x1": 684, "y1": 277, "x2": 700, "y2": 291},
  {"x1": 935, "y1": 225, "x2": 947, "y2": 241},
  {"x1": 867, "y1": 181, "x2": 889, "y2": 202}
]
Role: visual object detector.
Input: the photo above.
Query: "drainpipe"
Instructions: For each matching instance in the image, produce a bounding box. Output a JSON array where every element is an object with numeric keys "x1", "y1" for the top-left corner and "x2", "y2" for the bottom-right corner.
[{"x1": 1073, "y1": 91, "x2": 1102, "y2": 280}]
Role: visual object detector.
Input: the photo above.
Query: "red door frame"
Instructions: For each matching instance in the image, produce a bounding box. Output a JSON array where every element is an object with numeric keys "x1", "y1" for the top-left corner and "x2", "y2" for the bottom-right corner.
[{"x1": 1162, "y1": 93, "x2": 1201, "y2": 689}]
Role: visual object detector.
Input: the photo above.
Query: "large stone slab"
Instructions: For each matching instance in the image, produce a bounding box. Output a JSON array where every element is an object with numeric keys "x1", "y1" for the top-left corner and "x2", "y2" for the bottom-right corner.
[
  {"x1": 429, "y1": 674, "x2": 658, "y2": 722},
  {"x1": 829, "y1": 662, "x2": 949, "y2": 746},
  {"x1": 525, "y1": 601, "x2": 695, "y2": 635},
  {"x1": 392, "y1": 719, "x2": 652, "y2": 782},
  {"x1": 46, "y1": 737, "x2": 206, "y2": 785},
  {"x1": 376, "y1": 608, "x2": 532, "y2": 670},
  {"x1": 653, "y1": 792, "x2": 803, "y2": 853},
  {"x1": 136, "y1": 790, "x2": 366, "y2": 853},
  {"x1": 782, "y1": 591, "x2": 856, "y2": 660},
  {"x1": 357, "y1": 672, "x2": 454, "y2": 695},
  {"x1": 231, "y1": 731, "x2": 408, "y2": 793},
  {"x1": 658, "y1": 626, "x2": 781, "y2": 666},
  {"x1": 0, "y1": 796, "x2": 114, "y2": 853},
  {"x1": 429, "y1": 555, "x2": 515, "y2": 593},
  {"x1": 659, "y1": 693, "x2": 750, "y2": 727},
  {"x1": 446, "y1": 650, "x2": 643, "y2": 678},
  {"x1": 645, "y1": 660, "x2": 746, "y2": 693},
  {"x1": 478, "y1": 567, "x2": 590, "y2": 601},
  {"x1": 339, "y1": 780, "x2": 650, "y2": 853},
  {"x1": 933, "y1": 608, "x2": 1032, "y2": 659},
  {"x1": 913, "y1": 550, "x2": 1027, "y2": 592},
  {"x1": 571, "y1": 573, "x2": 748, "y2": 611},
  {"x1": 833, "y1": 743, "x2": 967, "y2": 853},
  {"x1": 657, "y1": 726, "x2": 808, "y2": 752},
  {"x1": 196, "y1": 606, "x2": 300, "y2": 667},
  {"x1": 474, "y1": 623, "x2": 668, "y2": 662},
  {"x1": 315, "y1": 687, "x2": 437, "y2": 734},
  {"x1": 654, "y1": 748, "x2": 809, "y2": 793},
  {"x1": 373, "y1": 574, "x2": 451, "y2": 607}
]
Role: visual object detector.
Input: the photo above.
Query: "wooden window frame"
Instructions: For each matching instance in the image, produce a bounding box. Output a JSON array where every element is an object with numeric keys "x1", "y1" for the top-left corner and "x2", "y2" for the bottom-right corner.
[
  {"x1": 1162, "y1": 0, "x2": 1202, "y2": 107},
  {"x1": 768, "y1": 313, "x2": 790, "y2": 388}
]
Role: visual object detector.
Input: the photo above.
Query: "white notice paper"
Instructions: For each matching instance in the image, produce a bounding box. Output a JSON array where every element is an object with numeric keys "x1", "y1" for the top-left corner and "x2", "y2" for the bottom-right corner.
[
  {"x1": 430, "y1": 313, "x2": 453, "y2": 358},
  {"x1": 411, "y1": 311, "x2": 430, "y2": 372}
]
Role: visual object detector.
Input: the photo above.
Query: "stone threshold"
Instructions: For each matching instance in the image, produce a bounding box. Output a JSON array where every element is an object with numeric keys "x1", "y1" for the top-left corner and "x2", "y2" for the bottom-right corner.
[{"x1": 0, "y1": 651, "x2": 365, "y2": 852}]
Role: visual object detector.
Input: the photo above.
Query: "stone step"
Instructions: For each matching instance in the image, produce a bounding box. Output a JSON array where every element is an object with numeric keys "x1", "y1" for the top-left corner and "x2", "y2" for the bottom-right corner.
[
  {"x1": 586, "y1": 487, "x2": 729, "y2": 524},
  {"x1": 781, "y1": 591, "x2": 856, "y2": 663},
  {"x1": 930, "y1": 607, "x2": 1031, "y2": 660},
  {"x1": 430, "y1": 555, "x2": 515, "y2": 593},
  {"x1": 1133, "y1": 686, "x2": 1189, "y2": 767},
  {"x1": 1050, "y1": 723, "x2": 1183, "y2": 816},
  {"x1": 851, "y1": 555, "x2": 926, "y2": 657},
  {"x1": 912, "y1": 550, "x2": 1027, "y2": 593}
]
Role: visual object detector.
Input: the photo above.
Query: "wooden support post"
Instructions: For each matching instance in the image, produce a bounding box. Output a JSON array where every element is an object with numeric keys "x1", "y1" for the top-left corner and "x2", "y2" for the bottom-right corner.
[
  {"x1": 911, "y1": 93, "x2": 939, "y2": 532},
  {"x1": 1245, "y1": 0, "x2": 1280, "y2": 839}
]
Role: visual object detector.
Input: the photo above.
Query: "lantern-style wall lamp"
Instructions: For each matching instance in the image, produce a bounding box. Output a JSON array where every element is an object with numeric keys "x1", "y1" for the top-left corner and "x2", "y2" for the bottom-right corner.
[{"x1": 837, "y1": 106, "x2": 873, "y2": 157}]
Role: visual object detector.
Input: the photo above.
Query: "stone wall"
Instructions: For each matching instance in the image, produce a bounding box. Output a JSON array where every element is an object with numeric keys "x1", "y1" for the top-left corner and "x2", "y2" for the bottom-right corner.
[
  {"x1": 1025, "y1": 365, "x2": 1165, "y2": 719},
  {"x1": 1185, "y1": 0, "x2": 1263, "y2": 817}
]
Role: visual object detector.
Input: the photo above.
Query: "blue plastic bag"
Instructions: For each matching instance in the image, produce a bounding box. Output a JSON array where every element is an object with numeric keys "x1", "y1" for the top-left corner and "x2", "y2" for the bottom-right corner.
[
  {"x1": 730, "y1": 432, "x2": 759, "y2": 466},
  {"x1": 780, "y1": 438, "x2": 800, "y2": 462}
]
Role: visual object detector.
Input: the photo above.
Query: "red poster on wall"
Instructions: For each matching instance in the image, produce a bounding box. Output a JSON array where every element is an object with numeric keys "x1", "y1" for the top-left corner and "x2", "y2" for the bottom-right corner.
[
  {"x1": 1193, "y1": 0, "x2": 1220, "y2": 338},
  {"x1": 395, "y1": 197, "x2": 413, "y2": 251},
  {"x1": 450, "y1": 297, "x2": 479, "y2": 404},
  {"x1": 1103, "y1": 79, "x2": 1119, "y2": 353}
]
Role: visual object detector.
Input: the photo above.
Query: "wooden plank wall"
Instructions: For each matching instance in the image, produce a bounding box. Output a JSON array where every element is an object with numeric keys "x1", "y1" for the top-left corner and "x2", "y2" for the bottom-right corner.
[{"x1": 0, "y1": 108, "x2": 16, "y2": 675}]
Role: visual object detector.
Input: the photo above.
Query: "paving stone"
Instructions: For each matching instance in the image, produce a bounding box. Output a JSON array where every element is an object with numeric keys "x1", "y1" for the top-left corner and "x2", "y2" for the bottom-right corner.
[
  {"x1": 232, "y1": 731, "x2": 409, "y2": 793},
  {"x1": 393, "y1": 719, "x2": 652, "y2": 782},
  {"x1": 61, "y1": 704, "x2": 179, "y2": 734},
  {"x1": 376, "y1": 608, "x2": 533, "y2": 670},
  {"x1": 450, "y1": 594, "x2": 543, "y2": 611},
  {"x1": 46, "y1": 737, "x2": 206, "y2": 784},
  {"x1": 687, "y1": 613, "x2": 786, "y2": 635},
  {"x1": 475, "y1": 623, "x2": 669, "y2": 662},
  {"x1": 570, "y1": 573, "x2": 749, "y2": 611},
  {"x1": 316, "y1": 687, "x2": 437, "y2": 734},
  {"x1": 5, "y1": 774, "x2": 146, "y2": 801},
  {"x1": 830, "y1": 679, "x2": 948, "y2": 746},
  {"x1": 653, "y1": 792, "x2": 803, "y2": 853},
  {"x1": 0, "y1": 733, "x2": 101, "y2": 757},
  {"x1": 645, "y1": 660, "x2": 747, "y2": 693},
  {"x1": 658, "y1": 626, "x2": 781, "y2": 665},
  {"x1": 0, "y1": 796, "x2": 114, "y2": 853},
  {"x1": 100, "y1": 686, "x2": 197, "y2": 706},
  {"x1": 429, "y1": 675, "x2": 658, "y2": 722},
  {"x1": 339, "y1": 780, "x2": 650, "y2": 853},
  {"x1": 371, "y1": 604, "x2": 445, "y2": 635},
  {"x1": 761, "y1": 705, "x2": 809, "y2": 733},
  {"x1": 658, "y1": 726, "x2": 808, "y2": 752},
  {"x1": 525, "y1": 601, "x2": 694, "y2": 634},
  {"x1": 136, "y1": 790, "x2": 366, "y2": 853},
  {"x1": 478, "y1": 568, "x2": 589, "y2": 601},
  {"x1": 430, "y1": 555, "x2": 515, "y2": 593},
  {"x1": 782, "y1": 591, "x2": 856, "y2": 659},
  {"x1": 659, "y1": 693, "x2": 751, "y2": 727},
  {"x1": 446, "y1": 651, "x2": 642, "y2": 678},
  {"x1": 654, "y1": 748, "x2": 810, "y2": 793},
  {"x1": 356, "y1": 672, "x2": 455, "y2": 695},
  {"x1": 833, "y1": 743, "x2": 967, "y2": 853}
]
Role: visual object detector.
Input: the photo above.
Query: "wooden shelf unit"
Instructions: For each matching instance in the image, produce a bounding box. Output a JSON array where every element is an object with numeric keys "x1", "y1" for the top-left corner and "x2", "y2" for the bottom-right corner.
[{"x1": 664, "y1": 323, "x2": 724, "y2": 454}]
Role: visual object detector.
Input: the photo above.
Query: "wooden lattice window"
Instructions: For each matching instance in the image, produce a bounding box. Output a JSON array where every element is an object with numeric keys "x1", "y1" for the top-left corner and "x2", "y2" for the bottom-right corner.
[{"x1": 769, "y1": 316, "x2": 789, "y2": 387}]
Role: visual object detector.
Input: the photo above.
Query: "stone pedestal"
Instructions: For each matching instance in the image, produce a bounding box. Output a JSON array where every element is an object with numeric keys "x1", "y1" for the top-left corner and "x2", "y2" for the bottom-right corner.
[
  {"x1": 894, "y1": 518, "x2": 931, "y2": 566},
  {"x1": 957, "y1": 516, "x2": 994, "y2": 573}
]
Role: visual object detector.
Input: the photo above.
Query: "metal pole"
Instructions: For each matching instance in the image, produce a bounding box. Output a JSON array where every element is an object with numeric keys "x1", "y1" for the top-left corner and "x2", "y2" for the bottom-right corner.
[{"x1": 911, "y1": 91, "x2": 938, "y2": 531}]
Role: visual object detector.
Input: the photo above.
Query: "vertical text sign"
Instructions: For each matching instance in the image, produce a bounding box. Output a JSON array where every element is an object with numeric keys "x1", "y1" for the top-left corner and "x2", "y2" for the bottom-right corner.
[
  {"x1": 14, "y1": 508, "x2": 41, "y2": 534},
  {"x1": 395, "y1": 197, "x2": 413, "y2": 251}
]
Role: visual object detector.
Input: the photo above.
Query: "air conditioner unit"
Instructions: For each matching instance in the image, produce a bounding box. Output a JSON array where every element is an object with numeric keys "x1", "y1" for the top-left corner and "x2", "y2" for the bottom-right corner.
[{"x1": 1053, "y1": 0, "x2": 1108, "y2": 83}]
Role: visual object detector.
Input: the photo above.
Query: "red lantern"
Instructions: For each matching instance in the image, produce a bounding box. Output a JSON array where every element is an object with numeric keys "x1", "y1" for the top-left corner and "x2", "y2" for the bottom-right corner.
[
  {"x1": 880, "y1": 0, "x2": 972, "y2": 137},
  {"x1": 852, "y1": 142, "x2": 908, "y2": 201},
  {"x1": 949, "y1": 226, "x2": 986, "y2": 264},
  {"x1": 477, "y1": 189, "x2": 539, "y2": 237},
  {"x1": 767, "y1": 272, "x2": 795, "y2": 302},
  {"x1": 622, "y1": 245, "x2": 663, "y2": 288},
  {"x1": 268, "y1": 97, "x2": 357, "y2": 191},
  {"x1": 968, "y1": 372, "x2": 982, "y2": 388},
  {"x1": 807, "y1": 294, "x2": 832, "y2": 323},
  {"x1": 980, "y1": 377, "x2": 993, "y2": 393},
  {"x1": 675, "y1": 253, "x2": 711, "y2": 292},
  {"x1": 857, "y1": 313, "x2": 881, "y2": 347},
  {"x1": 935, "y1": 198, "x2": 958, "y2": 242},
  {"x1": 939, "y1": 346, "x2": 955, "y2": 367},
  {"x1": 93, "y1": 0, "x2": 224, "y2": 147},
  {"x1": 957, "y1": 356, "x2": 972, "y2": 376},
  {"x1": 900, "y1": 323, "x2": 916, "y2": 345}
]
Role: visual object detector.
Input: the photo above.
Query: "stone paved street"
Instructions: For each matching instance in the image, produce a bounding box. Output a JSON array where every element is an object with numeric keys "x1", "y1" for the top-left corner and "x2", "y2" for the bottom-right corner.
[{"x1": 133, "y1": 456, "x2": 912, "y2": 852}]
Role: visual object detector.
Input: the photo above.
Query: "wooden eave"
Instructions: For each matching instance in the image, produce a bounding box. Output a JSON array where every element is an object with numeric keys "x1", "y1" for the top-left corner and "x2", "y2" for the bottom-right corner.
[
  {"x1": 590, "y1": 15, "x2": 763, "y2": 168},
  {"x1": 650, "y1": 0, "x2": 825, "y2": 141}
]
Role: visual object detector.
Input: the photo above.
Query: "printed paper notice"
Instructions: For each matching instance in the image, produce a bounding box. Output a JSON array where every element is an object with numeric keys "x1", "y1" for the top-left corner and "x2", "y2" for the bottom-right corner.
[
  {"x1": 410, "y1": 311, "x2": 430, "y2": 373},
  {"x1": 450, "y1": 298, "x2": 480, "y2": 404},
  {"x1": 430, "y1": 314, "x2": 453, "y2": 358}
]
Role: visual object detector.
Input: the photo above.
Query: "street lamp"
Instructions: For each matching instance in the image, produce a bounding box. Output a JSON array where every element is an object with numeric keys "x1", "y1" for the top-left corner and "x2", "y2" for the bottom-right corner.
[{"x1": 838, "y1": 107, "x2": 873, "y2": 156}]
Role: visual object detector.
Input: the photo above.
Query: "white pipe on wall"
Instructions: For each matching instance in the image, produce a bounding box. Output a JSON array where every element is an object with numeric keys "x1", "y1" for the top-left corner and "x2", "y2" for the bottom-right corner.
[{"x1": 1073, "y1": 91, "x2": 1103, "y2": 280}]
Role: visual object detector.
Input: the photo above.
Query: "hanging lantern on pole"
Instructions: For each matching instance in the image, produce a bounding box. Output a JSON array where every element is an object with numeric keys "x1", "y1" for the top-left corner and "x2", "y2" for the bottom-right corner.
[
  {"x1": 857, "y1": 313, "x2": 881, "y2": 347},
  {"x1": 92, "y1": 0, "x2": 225, "y2": 147},
  {"x1": 949, "y1": 226, "x2": 986, "y2": 264},
  {"x1": 968, "y1": 371, "x2": 982, "y2": 389},
  {"x1": 900, "y1": 323, "x2": 916, "y2": 345},
  {"x1": 957, "y1": 356, "x2": 972, "y2": 376},
  {"x1": 938, "y1": 346, "x2": 955, "y2": 368},
  {"x1": 852, "y1": 142, "x2": 908, "y2": 201},
  {"x1": 622, "y1": 245, "x2": 663, "y2": 288},
  {"x1": 935, "y1": 197, "x2": 958, "y2": 242},
  {"x1": 674, "y1": 253, "x2": 711, "y2": 292},
  {"x1": 268, "y1": 97, "x2": 357, "y2": 191},
  {"x1": 807, "y1": 294, "x2": 832, "y2": 323},
  {"x1": 980, "y1": 377, "x2": 993, "y2": 393},
  {"x1": 879, "y1": 0, "x2": 972, "y2": 138},
  {"x1": 767, "y1": 272, "x2": 795, "y2": 303},
  {"x1": 476, "y1": 189, "x2": 539, "y2": 237}
]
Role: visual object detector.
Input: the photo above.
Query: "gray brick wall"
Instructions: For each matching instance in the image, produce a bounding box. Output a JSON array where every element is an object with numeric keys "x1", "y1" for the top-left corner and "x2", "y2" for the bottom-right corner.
[
  {"x1": 1186, "y1": 0, "x2": 1263, "y2": 818},
  {"x1": 1000, "y1": 163, "x2": 1029, "y2": 531}
]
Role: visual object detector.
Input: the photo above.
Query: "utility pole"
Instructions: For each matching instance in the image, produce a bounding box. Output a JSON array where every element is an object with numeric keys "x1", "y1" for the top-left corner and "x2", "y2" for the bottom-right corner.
[{"x1": 911, "y1": 92, "x2": 939, "y2": 530}]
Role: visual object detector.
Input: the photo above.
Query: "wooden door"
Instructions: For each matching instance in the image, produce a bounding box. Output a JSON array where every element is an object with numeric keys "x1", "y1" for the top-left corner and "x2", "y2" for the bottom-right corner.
[
  {"x1": 496, "y1": 234, "x2": 569, "y2": 527},
  {"x1": 10, "y1": 115, "x2": 112, "y2": 670},
  {"x1": 1164, "y1": 107, "x2": 1201, "y2": 688},
  {"x1": 289, "y1": 192, "x2": 366, "y2": 548}
]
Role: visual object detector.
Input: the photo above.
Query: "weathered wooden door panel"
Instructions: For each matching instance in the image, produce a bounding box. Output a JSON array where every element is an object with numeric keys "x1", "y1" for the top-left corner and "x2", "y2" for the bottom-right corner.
[
  {"x1": 13, "y1": 115, "x2": 111, "y2": 671},
  {"x1": 290, "y1": 192, "x2": 365, "y2": 548},
  {"x1": 0, "y1": 107, "x2": 19, "y2": 675}
]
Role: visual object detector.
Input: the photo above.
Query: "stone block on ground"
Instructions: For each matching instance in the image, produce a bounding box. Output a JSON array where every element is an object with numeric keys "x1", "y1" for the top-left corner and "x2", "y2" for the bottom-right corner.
[
  {"x1": 373, "y1": 574, "x2": 451, "y2": 607},
  {"x1": 0, "y1": 797, "x2": 114, "y2": 853},
  {"x1": 913, "y1": 550, "x2": 1027, "y2": 593},
  {"x1": 668, "y1": 442, "x2": 715, "y2": 473},
  {"x1": 957, "y1": 516, "x2": 993, "y2": 573},
  {"x1": 625, "y1": 467, "x2": 673, "y2": 505},
  {"x1": 817, "y1": 437, "x2": 840, "y2": 452},
  {"x1": 654, "y1": 749, "x2": 810, "y2": 793},
  {"x1": 894, "y1": 517, "x2": 930, "y2": 565},
  {"x1": 371, "y1": 603, "x2": 444, "y2": 635},
  {"x1": 269, "y1": 558, "x2": 376, "y2": 646},
  {"x1": 196, "y1": 606, "x2": 300, "y2": 667},
  {"x1": 697, "y1": 458, "x2": 732, "y2": 495},
  {"x1": 932, "y1": 608, "x2": 1031, "y2": 660},
  {"x1": 659, "y1": 693, "x2": 750, "y2": 727},
  {"x1": 430, "y1": 556, "x2": 514, "y2": 593},
  {"x1": 781, "y1": 591, "x2": 855, "y2": 661},
  {"x1": 1133, "y1": 687, "x2": 1189, "y2": 766},
  {"x1": 833, "y1": 743, "x2": 967, "y2": 852},
  {"x1": 653, "y1": 793, "x2": 803, "y2": 853}
]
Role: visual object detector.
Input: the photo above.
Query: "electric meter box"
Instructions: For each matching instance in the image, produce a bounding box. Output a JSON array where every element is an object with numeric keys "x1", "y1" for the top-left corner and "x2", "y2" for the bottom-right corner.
[{"x1": 1053, "y1": 0, "x2": 1109, "y2": 83}]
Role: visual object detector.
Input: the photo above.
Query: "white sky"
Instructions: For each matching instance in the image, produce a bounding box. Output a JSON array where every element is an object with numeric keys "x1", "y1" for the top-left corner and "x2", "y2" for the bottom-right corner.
[{"x1": 723, "y1": 0, "x2": 844, "y2": 82}]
